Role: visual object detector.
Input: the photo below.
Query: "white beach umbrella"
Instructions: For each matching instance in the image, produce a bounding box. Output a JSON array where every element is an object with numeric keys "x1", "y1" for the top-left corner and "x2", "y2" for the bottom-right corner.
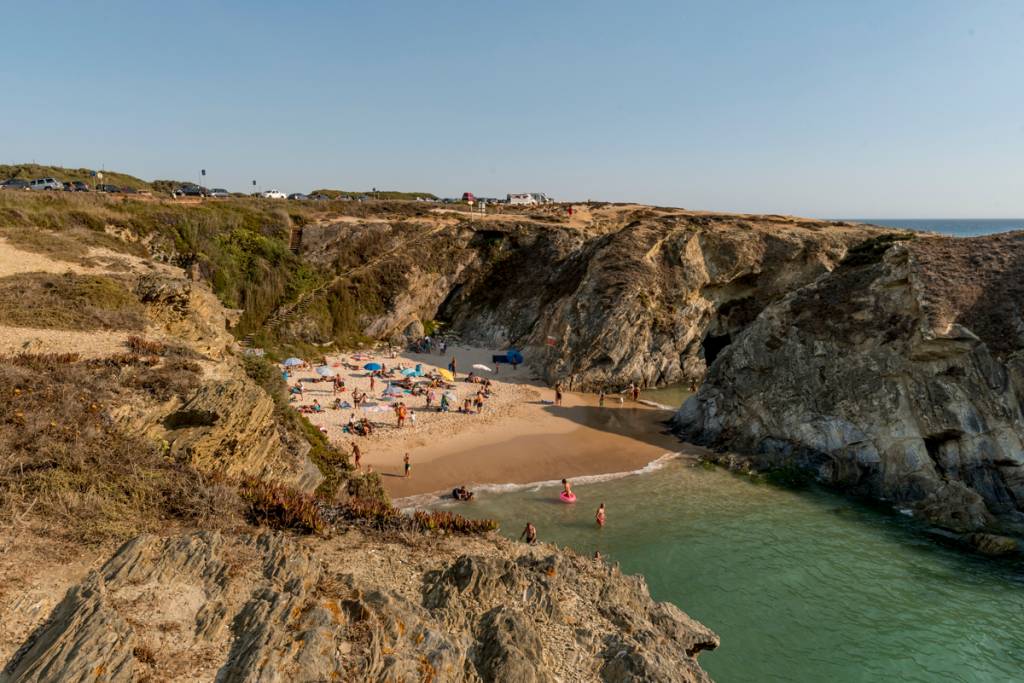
[{"x1": 471, "y1": 364, "x2": 493, "y2": 372}]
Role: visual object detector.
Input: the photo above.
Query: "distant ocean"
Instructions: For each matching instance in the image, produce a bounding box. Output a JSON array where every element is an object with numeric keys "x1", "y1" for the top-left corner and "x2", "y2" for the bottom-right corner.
[{"x1": 844, "y1": 218, "x2": 1024, "y2": 237}]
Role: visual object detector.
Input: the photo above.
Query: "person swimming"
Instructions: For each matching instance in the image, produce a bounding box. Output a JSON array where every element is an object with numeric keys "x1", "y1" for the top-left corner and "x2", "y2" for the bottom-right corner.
[
  {"x1": 519, "y1": 522, "x2": 537, "y2": 545},
  {"x1": 561, "y1": 478, "x2": 573, "y2": 496},
  {"x1": 596, "y1": 502, "x2": 606, "y2": 527}
]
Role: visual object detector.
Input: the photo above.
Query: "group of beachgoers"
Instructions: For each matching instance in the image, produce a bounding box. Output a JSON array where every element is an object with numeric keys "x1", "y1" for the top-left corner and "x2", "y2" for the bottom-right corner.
[{"x1": 517, "y1": 478, "x2": 606, "y2": 547}]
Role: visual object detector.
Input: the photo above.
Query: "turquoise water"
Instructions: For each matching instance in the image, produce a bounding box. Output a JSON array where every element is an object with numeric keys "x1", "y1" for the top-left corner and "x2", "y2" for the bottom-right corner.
[{"x1": 430, "y1": 460, "x2": 1024, "y2": 682}]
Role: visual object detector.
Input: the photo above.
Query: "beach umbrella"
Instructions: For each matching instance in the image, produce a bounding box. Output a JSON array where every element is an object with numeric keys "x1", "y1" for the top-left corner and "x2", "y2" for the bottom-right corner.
[
  {"x1": 438, "y1": 368, "x2": 454, "y2": 381},
  {"x1": 400, "y1": 368, "x2": 418, "y2": 377},
  {"x1": 364, "y1": 362, "x2": 382, "y2": 371},
  {"x1": 472, "y1": 364, "x2": 493, "y2": 372},
  {"x1": 282, "y1": 357, "x2": 304, "y2": 367},
  {"x1": 315, "y1": 366, "x2": 336, "y2": 377},
  {"x1": 383, "y1": 384, "x2": 404, "y2": 397},
  {"x1": 506, "y1": 349, "x2": 523, "y2": 365},
  {"x1": 442, "y1": 390, "x2": 459, "y2": 402}
]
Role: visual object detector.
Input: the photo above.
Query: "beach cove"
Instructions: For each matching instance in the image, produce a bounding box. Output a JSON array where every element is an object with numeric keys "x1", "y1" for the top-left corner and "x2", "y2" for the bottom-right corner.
[{"x1": 283, "y1": 343, "x2": 693, "y2": 501}]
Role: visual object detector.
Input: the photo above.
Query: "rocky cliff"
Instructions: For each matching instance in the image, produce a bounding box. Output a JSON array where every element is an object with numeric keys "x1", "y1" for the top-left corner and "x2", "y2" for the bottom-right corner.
[
  {"x1": 674, "y1": 233, "x2": 1024, "y2": 547},
  {"x1": 294, "y1": 206, "x2": 885, "y2": 390},
  {"x1": 3, "y1": 529, "x2": 718, "y2": 682}
]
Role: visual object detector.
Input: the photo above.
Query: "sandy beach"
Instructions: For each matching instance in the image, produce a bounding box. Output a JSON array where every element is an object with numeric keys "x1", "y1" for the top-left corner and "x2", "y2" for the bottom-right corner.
[{"x1": 282, "y1": 344, "x2": 699, "y2": 502}]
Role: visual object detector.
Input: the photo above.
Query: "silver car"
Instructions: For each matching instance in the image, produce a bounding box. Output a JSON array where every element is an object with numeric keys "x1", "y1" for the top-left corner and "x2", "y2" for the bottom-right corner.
[{"x1": 29, "y1": 177, "x2": 64, "y2": 191}]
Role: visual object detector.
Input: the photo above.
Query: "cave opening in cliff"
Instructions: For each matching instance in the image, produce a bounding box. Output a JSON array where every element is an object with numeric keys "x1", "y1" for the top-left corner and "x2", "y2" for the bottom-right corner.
[{"x1": 702, "y1": 332, "x2": 732, "y2": 366}]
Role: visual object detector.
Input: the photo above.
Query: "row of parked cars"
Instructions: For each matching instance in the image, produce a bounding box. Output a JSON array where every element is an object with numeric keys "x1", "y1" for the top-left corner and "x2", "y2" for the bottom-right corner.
[
  {"x1": 170, "y1": 185, "x2": 349, "y2": 201},
  {"x1": 0, "y1": 177, "x2": 147, "y2": 194}
]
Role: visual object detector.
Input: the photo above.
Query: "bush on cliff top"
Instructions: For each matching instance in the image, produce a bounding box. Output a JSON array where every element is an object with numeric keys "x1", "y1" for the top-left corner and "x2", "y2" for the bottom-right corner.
[{"x1": 0, "y1": 354, "x2": 241, "y2": 543}]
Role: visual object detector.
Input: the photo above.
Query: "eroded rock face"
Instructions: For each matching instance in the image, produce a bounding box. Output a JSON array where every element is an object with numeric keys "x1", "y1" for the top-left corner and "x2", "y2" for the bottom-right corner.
[
  {"x1": 674, "y1": 234, "x2": 1024, "y2": 542},
  {"x1": 298, "y1": 209, "x2": 883, "y2": 390},
  {"x1": 3, "y1": 531, "x2": 718, "y2": 682}
]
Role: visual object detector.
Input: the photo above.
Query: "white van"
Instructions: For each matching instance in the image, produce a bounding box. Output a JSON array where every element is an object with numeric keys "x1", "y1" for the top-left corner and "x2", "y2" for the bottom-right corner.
[{"x1": 29, "y1": 177, "x2": 64, "y2": 191}]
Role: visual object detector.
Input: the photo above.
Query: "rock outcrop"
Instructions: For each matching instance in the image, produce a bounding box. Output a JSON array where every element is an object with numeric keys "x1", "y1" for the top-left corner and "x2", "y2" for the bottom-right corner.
[
  {"x1": 296, "y1": 207, "x2": 885, "y2": 390},
  {"x1": 3, "y1": 530, "x2": 718, "y2": 682},
  {"x1": 674, "y1": 233, "x2": 1024, "y2": 545}
]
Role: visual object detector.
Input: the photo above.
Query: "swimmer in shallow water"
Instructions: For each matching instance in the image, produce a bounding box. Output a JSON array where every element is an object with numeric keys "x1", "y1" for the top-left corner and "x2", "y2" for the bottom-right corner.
[
  {"x1": 520, "y1": 522, "x2": 537, "y2": 544},
  {"x1": 596, "y1": 502, "x2": 606, "y2": 527},
  {"x1": 561, "y1": 478, "x2": 573, "y2": 497}
]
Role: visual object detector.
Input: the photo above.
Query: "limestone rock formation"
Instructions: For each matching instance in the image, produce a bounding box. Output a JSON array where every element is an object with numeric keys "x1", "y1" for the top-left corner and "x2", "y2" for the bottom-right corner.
[
  {"x1": 674, "y1": 233, "x2": 1024, "y2": 544},
  {"x1": 296, "y1": 207, "x2": 885, "y2": 390},
  {"x1": 3, "y1": 530, "x2": 718, "y2": 682}
]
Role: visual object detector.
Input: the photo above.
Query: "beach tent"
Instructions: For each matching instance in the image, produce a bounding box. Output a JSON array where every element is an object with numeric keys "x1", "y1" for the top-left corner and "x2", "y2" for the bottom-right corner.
[
  {"x1": 400, "y1": 368, "x2": 419, "y2": 377},
  {"x1": 315, "y1": 366, "x2": 336, "y2": 377},
  {"x1": 438, "y1": 368, "x2": 454, "y2": 381},
  {"x1": 363, "y1": 362, "x2": 382, "y2": 371},
  {"x1": 472, "y1": 364, "x2": 493, "y2": 372},
  {"x1": 282, "y1": 357, "x2": 304, "y2": 367}
]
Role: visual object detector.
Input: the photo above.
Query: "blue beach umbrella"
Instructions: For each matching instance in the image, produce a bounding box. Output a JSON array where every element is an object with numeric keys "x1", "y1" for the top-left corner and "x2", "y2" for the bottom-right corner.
[
  {"x1": 364, "y1": 362, "x2": 382, "y2": 371},
  {"x1": 282, "y1": 357, "x2": 304, "y2": 367}
]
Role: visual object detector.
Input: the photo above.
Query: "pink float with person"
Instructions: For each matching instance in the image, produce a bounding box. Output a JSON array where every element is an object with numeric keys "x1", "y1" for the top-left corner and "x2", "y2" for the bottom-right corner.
[{"x1": 559, "y1": 478, "x2": 576, "y2": 503}]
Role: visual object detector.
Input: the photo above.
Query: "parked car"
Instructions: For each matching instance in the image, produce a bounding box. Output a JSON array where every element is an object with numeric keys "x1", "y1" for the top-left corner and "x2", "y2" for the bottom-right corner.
[
  {"x1": 308, "y1": 193, "x2": 331, "y2": 201},
  {"x1": 67, "y1": 181, "x2": 90, "y2": 192},
  {"x1": 120, "y1": 186, "x2": 138, "y2": 194},
  {"x1": 29, "y1": 178, "x2": 64, "y2": 191},
  {"x1": 0, "y1": 178, "x2": 31, "y2": 191},
  {"x1": 209, "y1": 188, "x2": 229, "y2": 198},
  {"x1": 287, "y1": 193, "x2": 308, "y2": 201},
  {"x1": 176, "y1": 185, "x2": 208, "y2": 197},
  {"x1": 260, "y1": 189, "x2": 286, "y2": 199},
  {"x1": 96, "y1": 184, "x2": 121, "y2": 193}
]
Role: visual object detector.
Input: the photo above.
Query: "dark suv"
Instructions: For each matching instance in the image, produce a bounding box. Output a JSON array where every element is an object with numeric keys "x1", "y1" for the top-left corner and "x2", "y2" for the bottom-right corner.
[{"x1": 96, "y1": 184, "x2": 121, "y2": 193}]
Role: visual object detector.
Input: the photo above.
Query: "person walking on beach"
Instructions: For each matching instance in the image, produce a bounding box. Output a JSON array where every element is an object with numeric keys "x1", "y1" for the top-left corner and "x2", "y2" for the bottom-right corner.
[
  {"x1": 554, "y1": 382, "x2": 563, "y2": 406},
  {"x1": 448, "y1": 356, "x2": 457, "y2": 380},
  {"x1": 598, "y1": 388, "x2": 606, "y2": 407},
  {"x1": 351, "y1": 442, "x2": 362, "y2": 471},
  {"x1": 426, "y1": 389, "x2": 435, "y2": 409},
  {"x1": 519, "y1": 522, "x2": 538, "y2": 545},
  {"x1": 596, "y1": 502, "x2": 606, "y2": 527},
  {"x1": 403, "y1": 452, "x2": 411, "y2": 477},
  {"x1": 370, "y1": 374, "x2": 376, "y2": 392}
]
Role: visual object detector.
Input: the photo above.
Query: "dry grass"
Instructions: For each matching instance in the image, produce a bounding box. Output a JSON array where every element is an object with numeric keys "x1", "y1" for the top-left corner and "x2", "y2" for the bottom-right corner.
[
  {"x1": 0, "y1": 353, "x2": 241, "y2": 543},
  {"x1": 0, "y1": 272, "x2": 146, "y2": 331}
]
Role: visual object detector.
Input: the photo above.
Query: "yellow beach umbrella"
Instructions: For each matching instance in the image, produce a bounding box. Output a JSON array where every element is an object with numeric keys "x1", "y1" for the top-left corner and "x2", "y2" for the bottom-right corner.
[{"x1": 438, "y1": 368, "x2": 454, "y2": 381}]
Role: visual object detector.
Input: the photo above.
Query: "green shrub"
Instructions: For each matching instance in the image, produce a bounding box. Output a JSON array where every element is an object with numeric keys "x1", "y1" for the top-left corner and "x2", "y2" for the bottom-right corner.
[{"x1": 0, "y1": 272, "x2": 146, "y2": 331}]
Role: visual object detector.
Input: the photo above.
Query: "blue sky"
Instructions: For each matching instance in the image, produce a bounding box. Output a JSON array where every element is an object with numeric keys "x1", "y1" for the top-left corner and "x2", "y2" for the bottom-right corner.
[{"x1": 2, "y1": 1, "x2": 1022, "y2": 216}]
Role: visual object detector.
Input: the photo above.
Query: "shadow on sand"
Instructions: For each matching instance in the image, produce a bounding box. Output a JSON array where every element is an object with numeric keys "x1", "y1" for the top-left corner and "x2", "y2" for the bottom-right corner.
[{"x1": 539, "y1": 404, "x2": 680, "y2": 448}]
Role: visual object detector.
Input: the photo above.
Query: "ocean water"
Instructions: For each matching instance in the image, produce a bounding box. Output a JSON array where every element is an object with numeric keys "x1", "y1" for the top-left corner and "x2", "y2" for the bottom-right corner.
[
  {"x1": 428, "y1": 459, "x2": 1024, "y2": 682},
  {"x1": 846, "y1": 218, "x2": 1024, "y2": 237}
]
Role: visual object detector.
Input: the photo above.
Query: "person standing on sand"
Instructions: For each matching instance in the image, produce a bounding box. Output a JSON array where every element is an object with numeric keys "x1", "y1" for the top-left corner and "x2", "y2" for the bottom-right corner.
[
  {"x1": 598, "y1": 388, "x2": 606, "y2": 407},
  {"x1": 596, "y1": 503, "x2": 606, "y2": 527},
  {"x1": 403, "y1": 452, "x2": 411, "y2": 478},
  {"x1": 630, "y1": 383, "x2": 641, "y2": 402},
  {"x1": 554, "y1": 382, "x2": 563, "y2": 406},
  {"x1": 351, "y1": 442, "x2": 362, "y2": 471},
  {"x1": 449, "y1": 356, "x2": 457, "y2": 379},
  {"x1": 370, "y1": 374, "x2": 376, "y2": 392},
  {"x1": 520, "y1": 522, "x2": 537, "y2": 545},
  {"x1": 426, "y1": 389, "x2": 435, "y2": 409}
]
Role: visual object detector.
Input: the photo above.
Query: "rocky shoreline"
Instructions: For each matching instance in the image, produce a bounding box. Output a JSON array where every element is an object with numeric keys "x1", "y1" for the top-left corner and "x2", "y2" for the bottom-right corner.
[
  {"x1": 3, "y1": 527, "x2": 718, "y2": 682},
  {"x1": 674, "y1": 233, "x2": 1024, "y2": 554}
]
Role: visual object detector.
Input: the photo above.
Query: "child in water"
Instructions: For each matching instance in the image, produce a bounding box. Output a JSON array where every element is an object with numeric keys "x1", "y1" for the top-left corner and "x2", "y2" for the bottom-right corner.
[
  {"x1": 596, "y1": 503, "x2": 606, "y2": 527},
  {"x1": 561, "y1": 478, "x2": 573, "y2": 496}
]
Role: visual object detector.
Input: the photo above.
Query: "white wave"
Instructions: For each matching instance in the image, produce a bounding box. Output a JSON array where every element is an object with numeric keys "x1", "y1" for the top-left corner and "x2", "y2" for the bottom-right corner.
[
  {"x1": 393, "y1": 451, "x2": 686, "y2": 512},
  {"x1": 636, "y1": 398, "x2": 677, "y2": 411}
]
